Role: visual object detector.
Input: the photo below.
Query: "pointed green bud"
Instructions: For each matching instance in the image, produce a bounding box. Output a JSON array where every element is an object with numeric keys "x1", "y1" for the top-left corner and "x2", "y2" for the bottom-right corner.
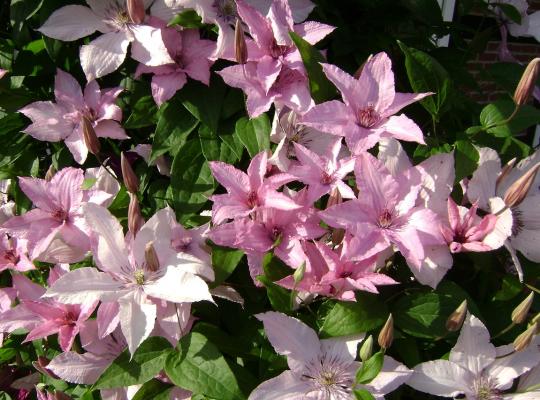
[
  {"x1": 359, "y1": 335, "x2": 373, "y2": 362},
  {"x1": 446, "y1": 299, "x2": 468, "y2": 332},
  {"x1": 512, "y1": 292, "x2": 534, "y2": 324}
]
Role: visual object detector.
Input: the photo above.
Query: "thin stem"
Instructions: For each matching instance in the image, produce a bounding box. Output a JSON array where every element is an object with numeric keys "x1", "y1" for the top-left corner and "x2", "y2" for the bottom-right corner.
[{"x1": 492, "y1": 322, "x2": 516, "y2": 339}]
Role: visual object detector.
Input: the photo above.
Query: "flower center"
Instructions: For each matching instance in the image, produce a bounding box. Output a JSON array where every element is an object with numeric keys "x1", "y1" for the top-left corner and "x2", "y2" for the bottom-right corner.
[
  {"x1": 134, "y1": 269, "x2": 145, "y2": 285},
  {"x1": 52, "y1": 209, "x2": 68, "y2": 222},
  {"x1": 320, "y1": 171, "x2": 334, "y2": 185},
  {"x1": 2, "y1": 249, "x2": 19, "y2": 265},
  {"x1": 247, "y1": 190, "x2": 259, "y2": 208},
  {"x1": 377, "y1": 209, "x2": 394, "y2": 229},
  {"x1": 511, "y1": 207, "x2": 524, "y2": 236},
  {"x1": 213, "y1": 0, "x2": 237, "y2": 24},
  {"x1": 269, "y1": 40, "x2": 289, "y2": 58},
  {"x1": 339, "y1": 271, "x2": 352, "y2": 279},
  {"x1": 357, "y1": 105, "x2": 380, "y2": 128},
  {"x1": 302, "y1": 355, "x2": 354, "y2": 397},
  {"x1": 473, "y1": 376, "x2": 502, "y2": 400},
  {"x1": 173, "y1": 236, "x2": 192, "y2": 252}
]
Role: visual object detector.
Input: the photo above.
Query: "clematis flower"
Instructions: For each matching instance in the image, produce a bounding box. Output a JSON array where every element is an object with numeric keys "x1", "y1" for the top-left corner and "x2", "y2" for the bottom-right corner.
[
  {"x1": 320, "y1": 152, "x2": 445, "y2": 272},
  {"x1": 249, "y1": 311, "x2": 411, "y2": 399},
  {"x1": 408, "y1": 312, "x2": 540, "y2": 399},
  {"x1": 289, "y1": 138, "x2": 355, "y2": 202},
  {"x1": 38, "y1": 0, "x2": 174, "y2": 80},
  {"x1": 277, "y1": 239, "x2": 396, "y2": 301},
  {"x1": 44, "y1": 203, "x2": 214, "y2": 355},
  {"x1": 0, "y1": 179, "x2": 15, "y2": 225},
  {"x1": 19, "y1": 69, "x2": 127, "y2": 164},
  {"x1": 509, "y1": 363, "x2": 540, "y2": 399},
  {"x1": 467, "y1": 147, "x2": 539, "y2": 280},
  {"x1": 0, "y1": 288, "x2": 16, "y2": 346},
  {"x1": 135, "y1": 18, "x2": 215, "y2": 106},
  {"x1": 0, "y1": 235, "x2": 33, "y2": 272},
  {"x1": 3, "y1": 167, "x2": 92, "y2": 262},
  {"x1": 209, "y1": 151, "x2": 299, "y2": 225},
  {"x1": 301, "y1": 53, "x2": 431, "y2": 153},
  {"x1": 217, "y1": 0, "x2": 334, "y2": 116},
  {"x1": 269, "y1": 107, "x2": 339, "y2": 171}
]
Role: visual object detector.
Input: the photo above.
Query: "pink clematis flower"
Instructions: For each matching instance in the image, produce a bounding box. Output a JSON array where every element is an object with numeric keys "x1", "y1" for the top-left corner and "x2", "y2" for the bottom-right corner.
[
  {"x1": 320, "y1": 152, "x2": 445, "y2": 272},
  {"x1": 408, "y1": 313, "x2": 540, "y2": 399},
  {"x1": 3, "y1": 167, "x2": 92, "y2": 262},
  {"x1": 0, "y1": 288, "x2": 16, "y2": 346},
  {"x1": 301, "y1": 53, "x2": 431, "y2": 153},
  {"x1": 209, "y1": 151, "x2": 299, "y2": 225},
  {"x1": 135, "y1": 18, "x2": 215, "y2": 106},
  {"x1": 0, "y1": 235, "x2": 34, "y2": 272},
  {"x1": 289, "y1": 138, "x2": 355, "y2": 202},
  {"x1": 278, "y1": 239, "x2": 396, "y2": 301},
  {"x1": 217, "y1": 0, "x2": 334, "y2": 116},
  {"x1": 19, "y1": 69, "x2": 127, "y2": 164},
  {"x1": 249, "y1": 311, "x2": 411, "y2": 399},
  {"x1": 44, "y1": 203, "x2": 214, "y2": 355},
  {"x1": 38, "y1": 0, "x2": 174, "y2": 80}
]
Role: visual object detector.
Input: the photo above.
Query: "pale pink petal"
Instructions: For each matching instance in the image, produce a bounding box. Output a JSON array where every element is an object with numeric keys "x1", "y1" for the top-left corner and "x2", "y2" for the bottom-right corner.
[
  {"x1": 256, "y1": 311, "x2": 320, "y2": 374},
  {"x1": 0, "y1": 306, "x2": 37, "y2": 332},
  {"x1": 38, "y1": 5, "x2": 108, "y2": 41},
  {"x1": 377, "y1": 138, "x2": 413, "y2": 176},
  {"x1": 366, "y1": 356, "x2": 412, "y2": 397},
  {"x1": 18, "y1": 176, "x2": 55, "y2": 212},
  {"x1": 48, "y1": 352, "x2": 112, "y2": 384},
  {"x1": 80, "y1": 31, "x2": 131, "y2": 80},
  {"x1": 24, "y1": 320, "x2": 61, "y2": 343},
  {"x1": 320, "y1": 63, "x2": 361, "y2": 109},
  {"x1": 467, "y1": 147, "x2": 501, "y2": 210},
  {"x1": 483, "y1": 198, "x2": 512, "y2": 250},
  {"x1": 511, "y1": 228, "x2": 540, "y2": 263},
  {"x1": 449, "y1": 313, "x2": 496, "y2": 376},
  {"x1": 58, "y1": 324, "x2": 77, "y2": 351},
  {"x1": 413, "y1": 245, "x2": 453, "y2": 288},
  {"x1": 320, "y1": 335, "x2": 364, "y2": 362},
  {"x1": 83, "y1": 80, "x2": 101, "y2": 111},
  {"x1": 19, "y1": 101, "x2": 73, "y2": 142},
  {"x1": 97, "y1": 302, "x2": 120, "y2": 339},
  {"x1": 357, "y1": 52, "x2": 395, "y2": 112},
  {"x1": 300, "y1": 101, "x2": 355, "y2": 136},
  {"x1": 236, "y1": 0, "x2": 274, "y2": 48},
  {"x1": 182, "y1": 31, "x2": 214, "y2": 83},
  {"x1": 93, "y1": 120, "x2": 129, "y2": 139},
  {"x1": 118, "y1": 291, "x2": 157, "y2": 356},
  {"x1": 130, "y1": 25, "x2": 175, "y2": 66},
  {"x1": 151, "y1": 72, "x2": 187, "y2": 106},
  {"x1": 54, "y1": 69, "x2": 84, "y2": 109},
  {"x1": 246, "y1": 0, "x2": 315, "y2": 22},
  {"x1": 248, "y1": 152, "x2": 268, "y2": 189},
  {"x1": 209, "y1": 161, "x2": 250, "y2": 195},
  {"x1": 49, "y1": 167, "x2": 84, "y2": 212},
  {"x1": 407, "y1": 360, "x2": 473, "y2": 397},
  {"x1": 12, "y1": 274, "x2": 46, "y2": 300},
  {"x1": 294, "y1": 21, "x2": 335, "y2": 44},
  {"x1": 248, "y1": 370, "x2": 313, "y2": 400},
  {"x1": 487, "y1": 348, "x2": 540, "y2": 390},
  {"x1": 382, "y1": 114, "x2": 425, "y2": 144},
  {"x1": 385, "y1": 92, "x2": 433, "y2": 116},
  {"x1": 144, "y1": 267, "x2": 214, "y2": 304},
  {"x1": 65, "y1": 126, "x2": 89, "y2": 164},
  {"x1": 268, "y1": 0, "x2": 294, "y2": 45},
  {"x1": 257, "y1": 56, "x2": 282, "y2": 93}
]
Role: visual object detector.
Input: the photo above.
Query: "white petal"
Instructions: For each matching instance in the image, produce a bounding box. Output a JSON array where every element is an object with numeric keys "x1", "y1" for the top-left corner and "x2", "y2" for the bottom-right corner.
[
  {"x1": 144, "y1": 266, "x2": 214, "y2": 304},
  {"x1": 366, "y1": 356, "x2": 412, "y2": 396},
  {"x1": 248, "y1": 370, "x2": 313, "y2": 400},
  {"x1": 407, "y1": 360, "x2": 473, "y2": 397},
  {"x1": 80, "y1": 31, "x2": 130, "y2": 80},
  {"x1": 487, "y1": 347, "x2": 540, "y2": 390},
  {"x1": 129, "y1": 25, "x2": 174, "y2": 66},
  {"x1": 165, "y1": 252, "x2": 215, "y2": 282},
  {"x1": 467, "y1": 147, "x2": 501, "y2": 210},
  {"x1": 320, "y1": 334, "x2": 364, "y2": 364},
  {"x1": 449, "y1": 313, "x2": 496, "y2": 376},
  {"x1": 210, "y1": 285, "x2": 244, "y2": 306},
  {"x1": 378, "y1": 138, "x2": 412, "y2": 177},
  {"x1": 48, "y1": 352, "x2": 112, "y2": 384},
  {"x1": 119, "y1": 291, "x2": 157, "y2": 356},
  {"x1": 484, "y1": 197, "x2": 513, "y2": 250},
  {"x1": 38, "y1": 5, "x2": 108, "y2": 41},
  {"x1": 83, "y1": 203, "x2": 129, "y2": 274},
  {"x1": 44, "y1": 267, "x2": 125, "y2": 304}
]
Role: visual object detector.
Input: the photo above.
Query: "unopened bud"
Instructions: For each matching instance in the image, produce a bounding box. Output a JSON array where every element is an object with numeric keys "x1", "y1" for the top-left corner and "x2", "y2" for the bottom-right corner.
[
  {"x1": 446, "y1": 299, "x2": 468, "y2": 332},
  {"x1": 127, "y1": 0, "x2": 146, "y2": 24},
  {"x1": 128, "y1": 193, "x2": 143, "y2": 236},
  {"x1": 378, "y1": 314, "x2": 394, "y2": 349},
  {"x1": 144, "y1": 241, "x2": 160, "y2": 272},
  {"x1": 359, "y1": 335, "x2": 373, "y2": 362},
  {"x1": 328, "y1": 188, "x2": 345, "y2": 245},
  {"x1": 54, "y1": 391, "x2": 72, "y2": 400},
  {"x1": 503, "y1": 162, "x2": 540, "y2": 208},
  {"x1": 45, "y1": 165, "x2": 56, "y2": 182},
  {"x1": 512, "y1": 292, "x2": 534, "y2": 324},
  {"x1": 81, "y1": 117, "x2": 100, "y2": 156},
  {"x1": 121, "y1": 152, "x2": 139, "y2": 194},
  {"x1": 235, "y1": 18, "x2": 247, "y2": 64},
  {"x1": 293, "y1": 262, "x2": 306, "y2": 284},
  {"x1": 513, "y1": 322, "x2": 538, "y2": 352},
  {"x1": 496, "y1": 158, "x2": 517, "y2": 189},
  {"x1": 514, "y1": 58, "x2": 540, "y2": 106},
  {"x1": 531, "y1": 312, "x2": 540, "y2": 326},
  {"x1": 353, "y1": 54, "x2": 373, "y2": 79}
]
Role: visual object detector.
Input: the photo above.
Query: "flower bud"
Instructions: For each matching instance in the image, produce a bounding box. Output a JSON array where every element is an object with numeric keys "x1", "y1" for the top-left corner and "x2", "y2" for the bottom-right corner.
[
  {"x1": 144, "y1": 241, "x2": 160, "y2": 272},
  {"x1": 359, "y1": 335, "x2": 373, "y2": 362},
  {"x1": 514, "y1": 58, "x2": 540, "y2": 106},
  {"x1": 127, "y1": 0, "x2": 146, "y2": 24},
  {"x1": 503, "y1": 162, "x2": 540, "y2": 208},
  {"x1": 235, "y1": 18, "x2": 247, "y2": 65},
  {"x1": 512, "y1": 292, "x2": 534, "y2": 324},
  {"x1": 378, "y1": 314, "x2": 394, "y2": 349},
  {"x1": 513, "y1": 322, "x2": 538, "y2": 352},
  {"x1": 45, "y1": 165, "x2": 56, "y2": 182},
  {"x1": 293, "y1": 261, "x2": 306, "y2": 285},
  {"x1": 81, "y1": 117, "x2": 100, "y2": 156},
  {"x1": 128, "y1": 193, "x2": 143, "y2": 236},
  {"x1": 328, "y1": 188, "x2": 345, "y2": 246},
  {"x1": 446, "y1": 299, "x2": 468, "y2": 332},
  {"x1": 531, "y1": 312, "x2": 540, "y2": 326},
  {"x1": 496, "y1": 158, "x2": 517, "y2": 190},
  {"x1": 121, "y1": 152, "x2": 139, "y2": 194}
]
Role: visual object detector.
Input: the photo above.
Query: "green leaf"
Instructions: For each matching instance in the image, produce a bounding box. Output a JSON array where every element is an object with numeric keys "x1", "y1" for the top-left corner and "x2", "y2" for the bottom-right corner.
[
  {"x1": 169, "y1": 139, "x2": 215, "y2": 221},
  {"x1": 180, "y1": 78, "x2": 226, "y2": 135},
  {"x1": 319, "y1": 294, "x2": 388, "y2": 337},
  {"x1": 234, "y1": 115, "x2": 271, "y2": 158},
  {"x1": 257, "y1": 275, "x2": 292, "y2": 313},
  {"x1": 0, "y1": 392, "x2": 13, "y2": 400},
  {"x1": 480, "y1": 100, "x2": 540, "y2": 138},
  {"x1": 493, "y1": 275, "x2": 522, "y2": 301},
  {"x1": 354, "y1": 389, "x2": 376, "y2": 400},
  {"x1": 132, "y1": 379, "x2": 172, "y2": 400},
  {"x1": 454, "y1": 139, "x2": 479, "y2": 182},
  {"x1": 125, "y1": 96, "x2": 158, "y2": 129},
  {"x1": 212, "y1": 245, "x2": 245, "y2": 286},
  {"x1": 393, "y1": 281, "x2": 479, "y2": 339},
  {"x1": 497, "y1": 3, "x2": 522, "y2": 24},
  {"x1": 356, "y1": 351, "x2": 384, "y2": 384},
  {"x1": 289, "y1": 31, "x2": 337, "y2": 103},
  {"x1": 398, "y1": 41, "x2": 449, "y2": 117},
  {"x1": 165, "y1": 332, "x2": 247, "y2": 400},
  {"x1": 400, "y1": 0, "x2": 443, "y2": 25},
  {"x1": 167, "y1": 9, "x2": 203, "y2": 28},
  {"x1": 152, "y1": 98, "x2": 198, "y2": 162},
  {"x1": 262, "y1": 252, "x2": 293, "y2": 281},
  {"x1": 94, "y1": 337, "x2": 172, "y2": 389}
]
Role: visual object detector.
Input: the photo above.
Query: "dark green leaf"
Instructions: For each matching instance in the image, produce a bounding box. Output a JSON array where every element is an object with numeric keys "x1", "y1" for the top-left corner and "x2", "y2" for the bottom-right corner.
[
  {"x1": 356, "y1": 351, "x2": 384, "y2": 384},
  {"x1": 262, "y1": 252, "x2": 293, "y2": 281},
  {"x1": 454, "y1": 139, "x2": 479, "y2": 182},
  {"x1": 94, "y1": 337, "x2": 172, "y2": 389},
  {"x1": 497, "y1": 4, "x2": 522, "y2": 24},
  {"x1": 180, "y1": 78, "x2": 226, "y2": 135},
  {"x1": 125, "y1": 96, "x2": 158, "y2": 129},
  {"x1": 493, "y1": 275, "x2": 522, "y2": 301},
  {"x1": 212, "y1": 245, "x2": 245, "y2": 286},
  {"x1": 319, "y1": 294, "x2": 388, "y2": 337},
  {"x1": 289, "y1": 31, "x2": 337, "y2": 103},
  {"x1": 400, "y1": 0, "x2": 443, "y2": 25},
  {"x1": 132, "y1": 379, "x2": 172, "y2": 400},
  {"x1": 165, "y1": 332, "x2": 247, "y2": 400},
  {"x1": 234, "y1": 115, "x2": 271, "y2": 158},
  {"x1": 257, "y1": 275, "x2": 292, "y2": 313}
]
